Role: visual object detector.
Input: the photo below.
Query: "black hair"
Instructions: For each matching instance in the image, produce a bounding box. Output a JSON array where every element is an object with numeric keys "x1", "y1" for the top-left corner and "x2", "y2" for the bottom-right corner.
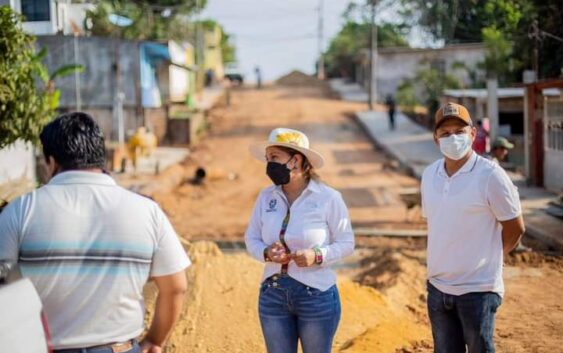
[
  {"x1": 276, "y1": 146, "x2": 320, "y2": 181},
  {"x1": 39, "y1": 112, "x2": 106, "y2": 170}
]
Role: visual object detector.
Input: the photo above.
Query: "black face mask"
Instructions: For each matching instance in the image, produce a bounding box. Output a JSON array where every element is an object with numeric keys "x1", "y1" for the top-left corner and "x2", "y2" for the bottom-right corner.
[{"x1": 266, "y1": 158, "x2": 293, "y2": 185}]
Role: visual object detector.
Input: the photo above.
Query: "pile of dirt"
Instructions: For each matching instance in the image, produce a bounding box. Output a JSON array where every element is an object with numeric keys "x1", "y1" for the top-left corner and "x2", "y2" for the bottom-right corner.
[
  {"x1": 144, "y1": 242, "x2": 430, "y2": 353},
  {"x1": 276, "y1": 70, "x2": 325, "y2": 87},
  {"x1": 355, "y1": 248, "x2": 428, "y2": 322},
  {"x1": 505, "y1": 250, "x2": 563, "y2": 270}
]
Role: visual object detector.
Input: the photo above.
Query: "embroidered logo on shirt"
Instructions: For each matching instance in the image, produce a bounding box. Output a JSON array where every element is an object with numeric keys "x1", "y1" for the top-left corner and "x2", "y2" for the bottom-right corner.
[{"x1": 266, "y1": 199, "x2": 278, "y2": 212}]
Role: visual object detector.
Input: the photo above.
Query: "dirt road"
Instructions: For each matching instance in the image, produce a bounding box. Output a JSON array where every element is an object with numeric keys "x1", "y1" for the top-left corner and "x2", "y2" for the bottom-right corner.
[{"x1": 142, "y1": 80, "x2": 563, "y2": 353}]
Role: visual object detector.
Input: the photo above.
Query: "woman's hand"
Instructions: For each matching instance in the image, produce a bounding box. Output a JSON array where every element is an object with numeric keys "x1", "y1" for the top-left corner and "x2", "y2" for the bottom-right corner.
[
  {"x1": 290, "y1": 249, "x2": 316, "y2": 267},
  {"x1": 267, "y1": 242, "x2": 291, "y2": 264}
]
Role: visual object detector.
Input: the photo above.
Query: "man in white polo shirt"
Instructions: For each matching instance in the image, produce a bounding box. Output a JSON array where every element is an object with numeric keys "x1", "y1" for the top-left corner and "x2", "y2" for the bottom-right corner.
[
  {"x1": 0, "y1": 112, "x2": 191, "y2": 353},
  {"x1": 421, "y1": 103, "x2": 525, "y2": 353}
]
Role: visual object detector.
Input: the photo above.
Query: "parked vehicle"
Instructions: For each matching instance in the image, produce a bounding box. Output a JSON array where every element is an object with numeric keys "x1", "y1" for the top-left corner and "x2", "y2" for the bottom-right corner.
[
  {"x1": 0, "y1": 262, "x2": 53, "y2": 353},
  {"x1": 224, "y1": 63, "x2": 244, "y2": 84}
]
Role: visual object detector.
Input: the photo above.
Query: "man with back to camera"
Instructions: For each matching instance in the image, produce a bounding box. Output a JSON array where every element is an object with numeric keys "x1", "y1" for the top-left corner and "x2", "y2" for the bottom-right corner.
[
  {"x1": 421, "y1": 103, "x2": 525, "y2": 353},
  {"x1": 0, "y1": 112, "x2": 191, "y2": 353}
]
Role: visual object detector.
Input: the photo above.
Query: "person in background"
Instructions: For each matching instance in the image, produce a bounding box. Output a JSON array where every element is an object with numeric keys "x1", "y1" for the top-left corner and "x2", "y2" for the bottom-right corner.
[
  {"x1": 488, "y1": 136, "x2": 531, "y2": 252},
  {"x1": 385, "y1": 94, "x2": 396, "y2": 131},
  {"x1": 421, "y1": 102, "x2": 525, "y2": 353},
  {"x1": 0, "y1": 112, "x2": 191, "y2": 353},
  {"x1": 473, "y1": 120, "x2": 489, "y2": 155},
  {"x1": 255, "y1": 66, "x2": 262, "y2": 89},
  {"x1": 489, "y1": 137, "x2": 514, "y2": 164},
  {"x1": 245, "y1": 128, "x2": 354, "y2": 353}
]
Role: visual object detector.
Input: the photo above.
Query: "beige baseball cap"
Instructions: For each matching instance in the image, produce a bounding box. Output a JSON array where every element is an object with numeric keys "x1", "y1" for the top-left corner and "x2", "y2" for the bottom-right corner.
[{"x1": 435, "y1": 102, "x2": 473, "y2": 130}]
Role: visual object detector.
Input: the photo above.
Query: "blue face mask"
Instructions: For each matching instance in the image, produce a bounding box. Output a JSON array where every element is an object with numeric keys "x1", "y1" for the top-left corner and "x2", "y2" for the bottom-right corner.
[{"x1": 439, "y1": 133, "x2": 472, "y2": 160}]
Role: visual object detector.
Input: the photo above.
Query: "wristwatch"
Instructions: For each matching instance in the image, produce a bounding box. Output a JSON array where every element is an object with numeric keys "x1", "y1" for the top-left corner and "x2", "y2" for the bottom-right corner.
[{"x1": 313, "y1": 246, "x2": 323, "y2": 265}]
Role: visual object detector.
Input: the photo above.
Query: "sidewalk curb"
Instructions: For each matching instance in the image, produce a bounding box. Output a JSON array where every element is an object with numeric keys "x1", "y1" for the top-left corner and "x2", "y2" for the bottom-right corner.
[
  {"x1": 353, "y1": 113, "x2": 420, "y2": 180},
  {"x1": 523, "y1": 212, "x2": 563, "y2": 250}
]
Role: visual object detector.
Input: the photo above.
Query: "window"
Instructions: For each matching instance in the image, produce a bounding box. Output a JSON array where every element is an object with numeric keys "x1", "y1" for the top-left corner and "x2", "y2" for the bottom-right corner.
[{"x1": 21, "y1": 0, "x2": 50, "y2": 22}]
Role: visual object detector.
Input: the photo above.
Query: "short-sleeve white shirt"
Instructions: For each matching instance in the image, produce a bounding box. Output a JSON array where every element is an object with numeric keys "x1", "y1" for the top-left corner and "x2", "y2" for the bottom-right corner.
[
  {"x1": 245, "y1": 179, "x2": 355, "y2": 291},
  {"x1": 0, "y1": 171, "x2": 191, "y2": 349},
  {"x1": 421, "y1": 152, "x2": 521, "y2": 297}
]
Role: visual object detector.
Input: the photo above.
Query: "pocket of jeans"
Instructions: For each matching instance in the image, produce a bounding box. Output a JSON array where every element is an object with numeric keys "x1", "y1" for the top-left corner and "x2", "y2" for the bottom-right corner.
[
  {"x1": 426, "y1": 288, "x2": 443, "y2": 312},
  {"x1": 491, "y1": 293, "x2": 502, "y2": 313},
  {"x1": 307, "y1": 286, "x2": 334, "y2": 298},
  {"x1": 260, "y1": 282, "x2": 272, "y2": 295}
]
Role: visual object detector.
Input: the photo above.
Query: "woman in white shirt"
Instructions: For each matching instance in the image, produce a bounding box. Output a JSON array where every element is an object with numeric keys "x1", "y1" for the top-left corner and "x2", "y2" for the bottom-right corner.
[{"x1": 245, "y1": 128, "x2": 355, "y2": 353}]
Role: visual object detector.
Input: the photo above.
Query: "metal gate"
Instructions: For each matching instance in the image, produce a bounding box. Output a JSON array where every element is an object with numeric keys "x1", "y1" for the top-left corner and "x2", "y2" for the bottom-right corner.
[{"x1": 544, "y1": 96, "x2": 563, "y2": 192}]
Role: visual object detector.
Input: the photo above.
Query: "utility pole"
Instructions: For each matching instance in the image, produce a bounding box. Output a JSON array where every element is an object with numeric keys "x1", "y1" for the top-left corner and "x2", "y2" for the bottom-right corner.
[
  {"x1": 317, "y1": 0, "x2": 325, "y2": 80},
  {"x1": 73, "y1": 33, "x2": 81, "y2": 111},
  {"x1": 367, "y1": 0, "x2": 377, "y2": 111},
  {"x1": 195, "y1": 0, "x2": 204, "y2": 93},
  {"x1": 529, "y1": 20, "x2": 540, "y2": 81}
]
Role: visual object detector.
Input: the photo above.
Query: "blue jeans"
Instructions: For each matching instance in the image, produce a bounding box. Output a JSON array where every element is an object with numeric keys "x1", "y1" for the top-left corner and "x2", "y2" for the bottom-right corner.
[
  {"x1": 259, "y1": 275, "x2": 341, "y2": 353},
  {"x1": 53, "y1": 340, "x2": 140, "y2": 353},
  {"x1": 427, "y1": 282, "x2": 502, "y2": 353}
]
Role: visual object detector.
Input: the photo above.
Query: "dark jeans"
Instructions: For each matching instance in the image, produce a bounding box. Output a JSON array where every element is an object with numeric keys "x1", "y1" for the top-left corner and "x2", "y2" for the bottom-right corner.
[
  {"x1": 53, "y1": 340, "x2": 139, "y2": 353},
  {"x1": 259, "y1": 275, "x2": 341, "y2": 353},
  {"x1": 427, "y1": 282, "x2": 502, "y2": 353}
]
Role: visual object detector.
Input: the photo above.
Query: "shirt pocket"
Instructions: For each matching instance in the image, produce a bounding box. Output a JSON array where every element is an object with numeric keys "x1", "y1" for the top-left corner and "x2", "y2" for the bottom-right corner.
[{"x1": 301, "y1": 211, "x2": 329, "y2": 248}]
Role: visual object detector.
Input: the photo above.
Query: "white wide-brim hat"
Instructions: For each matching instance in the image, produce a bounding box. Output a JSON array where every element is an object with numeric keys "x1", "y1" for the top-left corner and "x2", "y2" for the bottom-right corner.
[{"x1": 250, "y1": 128, "x2": 325, "y2": 169}]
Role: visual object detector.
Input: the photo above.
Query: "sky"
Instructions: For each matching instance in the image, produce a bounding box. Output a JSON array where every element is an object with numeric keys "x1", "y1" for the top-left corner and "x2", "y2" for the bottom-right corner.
[
  {"x1": 201, "y1": 0, "x2": 432, "y2": 83},
  {"x1": 200, "y1": 0, "x2": 354, "y2": 82}
]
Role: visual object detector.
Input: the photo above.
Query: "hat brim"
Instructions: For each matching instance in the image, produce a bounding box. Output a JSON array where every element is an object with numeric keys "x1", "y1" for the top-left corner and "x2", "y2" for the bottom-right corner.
[
  {"x1": 249, "y1": 142, "x2": 325, "y2": 169},
  {"x1": 435, "y1": 116, "x2": 472, "y2": 130},
  {"x1": 494, "y1": 143, "x2": 514, "y2": 149}
]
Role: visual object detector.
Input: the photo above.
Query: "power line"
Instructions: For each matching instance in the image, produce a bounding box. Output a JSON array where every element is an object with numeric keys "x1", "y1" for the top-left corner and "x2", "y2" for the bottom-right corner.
[{"x1": 235, "y1": 33, "x2": 316, "y2": 42}]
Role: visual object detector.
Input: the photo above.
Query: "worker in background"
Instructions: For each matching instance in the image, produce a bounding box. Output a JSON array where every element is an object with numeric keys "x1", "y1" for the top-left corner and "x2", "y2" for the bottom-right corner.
[
  {"x1": 489, "y1": 137, "x2": 514, "y2": 164},
  {"x1": 255, "y1": 66, "x2": 262, "y2": 89},
  {"x1": 128, "y1": 126, "x2": 157, "y2": 170},
  {"x1": 385, "y1": 95, "x2": 396, "y2": 131},
  {"x1": 473, "y1": 120, "x2": 489, "y2": 155},
  {"x1": 488, "y1": 136, "x2": 530, "y2": 252}
]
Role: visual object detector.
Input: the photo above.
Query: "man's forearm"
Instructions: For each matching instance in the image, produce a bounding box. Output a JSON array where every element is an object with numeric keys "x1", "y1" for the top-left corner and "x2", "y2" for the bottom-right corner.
[
  {"x1": 144, "y1": 291, "x2": 186, "y2": 346},
  {"x1": 502, "y1": 231, "x2": 521, "y2": 255},
  {"x1": 500, "y1": 216, "x2": 525, "y2": 256}
]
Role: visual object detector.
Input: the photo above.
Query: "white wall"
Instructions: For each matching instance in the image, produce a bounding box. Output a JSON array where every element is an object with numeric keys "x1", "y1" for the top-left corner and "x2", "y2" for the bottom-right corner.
[
  {"x1": 544, "y1": 150, "x2": 563, "y2": 193},
  {"x1": 0, "y1": 141, "x2": 36, "y2": 183},
  {"x1": 360, "y1": 44, "x2": 486, "y2": 101}
]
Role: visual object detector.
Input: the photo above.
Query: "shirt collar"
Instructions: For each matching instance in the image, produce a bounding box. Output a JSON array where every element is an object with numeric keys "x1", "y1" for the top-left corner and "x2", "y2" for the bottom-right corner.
[
  {"x1": 437, "y1": 151, "x2": 478, "y2": 178},
  {"x1": 48, "y1": 171, "x2": 117, "y2": 186},
  {"x1": 273, "y1": 179, "x2": 321, "y2": 196}
]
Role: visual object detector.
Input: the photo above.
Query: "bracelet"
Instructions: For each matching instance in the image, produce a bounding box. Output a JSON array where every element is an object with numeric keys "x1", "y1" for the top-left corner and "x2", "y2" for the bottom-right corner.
[
  {"x1": 313, "y1": 246, "x2": 323, "y2": 265},
  {"x1": 263, "y1": 247, "x2": 272, "y2": 262}
]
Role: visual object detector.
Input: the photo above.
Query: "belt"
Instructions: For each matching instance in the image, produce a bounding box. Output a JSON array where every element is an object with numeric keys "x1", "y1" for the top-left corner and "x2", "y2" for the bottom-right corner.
[{"x1": 54, "y1": 339, "x2": 136, "y2": 353}]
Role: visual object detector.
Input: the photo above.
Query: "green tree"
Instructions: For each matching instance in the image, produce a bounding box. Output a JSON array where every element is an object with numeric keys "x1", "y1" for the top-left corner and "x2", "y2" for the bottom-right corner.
[
  {"x1": 510, "y1": 0, "x2": 563, "y2": 79},
  {"x1": 324, "y1": 20, "x2": 409, "y2": 78},
  {"x1": 399, "y1": 0, "x2": 528, "y2": 44},
  {"x1": 397, "y1": 62, "x2": 462, "y2": 124},
  {"x1": 0, "y1": 7, "x2": 57, "y2": 148},
  {"x1": 399, "y1": 0, "x2": 562, "y2": 80},
  {"x1": 198, "y1": 19, "x2": 237, "y2": 64},
  {"x1": 85, "y1": 0, "x2": 206, "y2": 42}
]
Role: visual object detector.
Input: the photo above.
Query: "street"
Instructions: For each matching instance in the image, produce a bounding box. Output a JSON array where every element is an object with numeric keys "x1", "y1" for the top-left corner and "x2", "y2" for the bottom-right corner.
[{"x1": 141, "y1": 80, "x2": 563, "y2": 353}]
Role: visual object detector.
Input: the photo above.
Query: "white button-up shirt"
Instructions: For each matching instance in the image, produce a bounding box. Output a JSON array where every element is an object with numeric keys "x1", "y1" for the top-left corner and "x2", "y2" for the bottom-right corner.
[
  {"x1": 245, "y1": 179, "x2": 354, "y2": 291},
  {"x1": 421, "y1": 152, "x2": 521, "y2": 297}
]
